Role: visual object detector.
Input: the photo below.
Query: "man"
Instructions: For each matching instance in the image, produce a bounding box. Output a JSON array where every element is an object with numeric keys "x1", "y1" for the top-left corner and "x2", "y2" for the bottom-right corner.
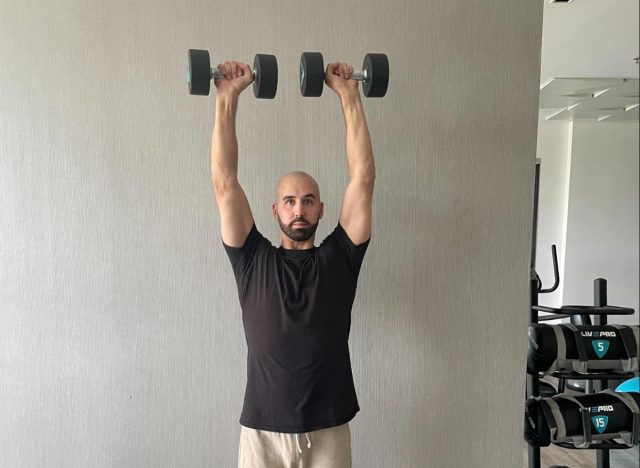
[{"x1": 211, "y1": 58, "x2": 375, "y2": 468}]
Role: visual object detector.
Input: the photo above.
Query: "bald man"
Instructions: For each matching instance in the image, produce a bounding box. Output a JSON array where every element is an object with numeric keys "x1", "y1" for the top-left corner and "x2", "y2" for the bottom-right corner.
[{"x1": 211, "y1": 59, "x2": 375, "y2": 468}]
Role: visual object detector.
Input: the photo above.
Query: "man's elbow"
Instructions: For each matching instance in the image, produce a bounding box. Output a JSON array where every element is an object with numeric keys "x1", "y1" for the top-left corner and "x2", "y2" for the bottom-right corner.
[
  {"x1": 212, "y1": 175, "x2": 240, "y2": 197},
  {"x1": 353, "y1": 170, "x2": 375, "y2": 187}
]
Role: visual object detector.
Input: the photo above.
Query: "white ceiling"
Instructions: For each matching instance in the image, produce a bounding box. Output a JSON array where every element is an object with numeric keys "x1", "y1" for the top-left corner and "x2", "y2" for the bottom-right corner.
[
  {"x1": 539, "y1": 77, "x2": 639, "y2": 122},
  {"x1": 539, "y1": 0, "x2": 639, "y2": 121},
  {"x1": 540, "y1": 0, "x2": 639, "y2": 81}
]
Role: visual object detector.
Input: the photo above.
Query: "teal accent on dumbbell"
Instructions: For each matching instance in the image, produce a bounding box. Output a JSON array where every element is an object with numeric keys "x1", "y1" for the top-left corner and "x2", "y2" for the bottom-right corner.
[
  {"x1": 187, "y1": 49, "x2": 278, "y2": 99},
  {"x1": 299, "y1": 52, "x2": 389, "y2": 98}
]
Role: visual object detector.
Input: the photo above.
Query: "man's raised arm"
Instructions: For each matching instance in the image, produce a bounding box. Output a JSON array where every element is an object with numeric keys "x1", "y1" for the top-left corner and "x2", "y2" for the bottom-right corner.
[
  {"x1": 326, "y1": 62, "x2": 376, "y2": 245},
  {"x1": 211, "y1": 61, "x2": 255, "y2": 247}
]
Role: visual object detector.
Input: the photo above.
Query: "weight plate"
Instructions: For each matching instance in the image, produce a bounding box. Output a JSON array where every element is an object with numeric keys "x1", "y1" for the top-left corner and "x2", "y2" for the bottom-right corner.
[
  {"x1": 300, "y1": 52, "x2": 325, "y2": 97},
  {"x1": 362, "y1": 53, "x2": 389, "y2": 98},
  {"x1": 187, "y1": 49, "x2": 211, "y2": 96},
  {"x1": 253, "y1": 54, "x2": 278, "y2": 99}
]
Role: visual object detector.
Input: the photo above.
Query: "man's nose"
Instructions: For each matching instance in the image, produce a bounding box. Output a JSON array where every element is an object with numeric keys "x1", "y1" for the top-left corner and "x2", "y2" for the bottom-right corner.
[{"x1": 294, "y1": 205, "x2": 307, "y2": 218}]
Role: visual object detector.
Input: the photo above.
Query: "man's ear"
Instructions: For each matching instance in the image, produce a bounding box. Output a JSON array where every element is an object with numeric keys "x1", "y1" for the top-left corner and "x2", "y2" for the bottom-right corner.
[
  {"x1": 272, "y1": 203, "x2": 278, "y2": 219},
  {"x1": 320, "y1": 202, "x2": 324, "y2": 219}
]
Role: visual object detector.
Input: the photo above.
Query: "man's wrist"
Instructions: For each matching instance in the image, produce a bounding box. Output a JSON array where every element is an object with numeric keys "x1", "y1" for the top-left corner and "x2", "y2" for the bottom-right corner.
[
  {"x1": 215, "y1": 92, "x2": 240, "y2": 120},
  {"x1": 339, "y1": 90, "x2": 362, "y2": 108},
  {"x1": 216, "y1": 92, "x2": 240, "y2": 107},
  {"x1": 340, "y1": 89, "x2": 362, "y2": 110}
]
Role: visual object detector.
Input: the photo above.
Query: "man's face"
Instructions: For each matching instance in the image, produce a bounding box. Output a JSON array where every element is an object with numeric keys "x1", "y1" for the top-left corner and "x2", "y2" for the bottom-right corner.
[{"x1": 272, "y1": 175, "x2": 324, "y2": 243}]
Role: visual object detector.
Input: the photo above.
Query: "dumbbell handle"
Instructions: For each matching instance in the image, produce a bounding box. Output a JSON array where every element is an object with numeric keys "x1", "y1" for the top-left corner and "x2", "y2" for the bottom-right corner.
[
  {"x1": 211, "y1": 67, "x2": 258, "y2": 81},
  {"x1": 325, "y1": 69, "x2": 368, "y2": 82},
  {"x1": 350, "y1": 70, "x2": 367, "y2": 82}
]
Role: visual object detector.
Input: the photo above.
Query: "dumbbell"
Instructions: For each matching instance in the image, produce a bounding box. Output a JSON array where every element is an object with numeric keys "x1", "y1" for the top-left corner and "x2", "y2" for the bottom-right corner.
[
  {"x1": 299, "y1": 52, "x2": 389, "y2": 98},
  {"x1": 187, "y1": 49, "x2": 278, "y2": 98}
]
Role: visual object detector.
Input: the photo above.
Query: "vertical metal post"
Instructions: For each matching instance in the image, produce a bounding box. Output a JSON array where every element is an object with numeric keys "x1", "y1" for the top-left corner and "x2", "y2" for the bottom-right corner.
[
  {"x1": 527, "y1": 160, "x2": 542, "y2": 468},
  {"x1": 527, "y1": 276, "x2": 540, "y2": 468},
  {"x1": 531, "y1": 159, "x2": 541, "y2": 270},
  {"x1": 593, "y1": 278, "x2": 609, "y2": 468}
]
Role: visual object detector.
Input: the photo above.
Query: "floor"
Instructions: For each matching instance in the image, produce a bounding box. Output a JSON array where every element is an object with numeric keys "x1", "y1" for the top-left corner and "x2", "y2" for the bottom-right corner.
[{"x1": 522, "y1": 443, "x2": 639, "y2": 467}]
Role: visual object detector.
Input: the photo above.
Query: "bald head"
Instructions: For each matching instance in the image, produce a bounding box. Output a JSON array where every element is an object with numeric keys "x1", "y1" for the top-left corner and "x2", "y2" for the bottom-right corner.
[
  {"x1": 275, "y1": 171, "x2": 321, "y2": 202},
  {"x1": 272, "y1": 171, "x2": 324, "y2": 247}
]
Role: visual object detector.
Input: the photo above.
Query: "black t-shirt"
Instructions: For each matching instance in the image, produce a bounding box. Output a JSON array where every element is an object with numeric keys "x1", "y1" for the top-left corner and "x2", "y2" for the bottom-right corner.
[{"x1": 223, "y1": 223, "x2": 370, "y2": 433}]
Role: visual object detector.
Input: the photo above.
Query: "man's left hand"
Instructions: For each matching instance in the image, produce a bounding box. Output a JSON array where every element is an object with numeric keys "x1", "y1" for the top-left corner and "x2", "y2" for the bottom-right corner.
[{"x1": 325, "y1": 62, "x2": 359, "y2": 98}]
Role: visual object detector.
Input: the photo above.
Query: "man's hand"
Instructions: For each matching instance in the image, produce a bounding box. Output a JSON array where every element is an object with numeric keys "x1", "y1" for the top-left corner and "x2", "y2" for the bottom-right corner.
[
  {"x1": 214, "y1": 61, "x2": 254, "y2": 98},
  {"x1": 325, "y1": 62, "x2": 359, "y2": 98}
]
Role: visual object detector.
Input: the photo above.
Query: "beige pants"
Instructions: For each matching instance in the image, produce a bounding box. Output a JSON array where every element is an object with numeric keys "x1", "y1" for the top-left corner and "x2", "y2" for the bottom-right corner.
[{"x1": 238, "y1": 423, "x2": 352, "y2": 468}]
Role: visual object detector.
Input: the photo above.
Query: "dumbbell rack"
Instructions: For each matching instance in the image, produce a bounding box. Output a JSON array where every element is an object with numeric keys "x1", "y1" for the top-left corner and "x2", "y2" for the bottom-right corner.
[{"x1": 527, "y1": 254, "x2": 637, "y2": 468}]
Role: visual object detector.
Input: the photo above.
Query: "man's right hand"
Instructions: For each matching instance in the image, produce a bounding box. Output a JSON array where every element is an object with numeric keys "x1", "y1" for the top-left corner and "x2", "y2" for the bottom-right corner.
[{"x1": 214, "y1": 61, "x2": 254, "y2": 98}]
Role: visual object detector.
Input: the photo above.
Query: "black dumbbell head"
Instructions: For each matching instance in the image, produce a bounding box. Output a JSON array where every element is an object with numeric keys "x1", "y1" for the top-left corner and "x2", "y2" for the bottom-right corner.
[
  {"x1": 300, "y1": 52, "x2": 325, "y2": 97},
  {"x1": 362, "y1": 53, "x2": 389, "y2": 98},
  {"x1": 253, "y1": 54, "x2": 278, "y2": 99},
  {"x1": 187, "y1": 49, "x2": 211, "y2": 96}
]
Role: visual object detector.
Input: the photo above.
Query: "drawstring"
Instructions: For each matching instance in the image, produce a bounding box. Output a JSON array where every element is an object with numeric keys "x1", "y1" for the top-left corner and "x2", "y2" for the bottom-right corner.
[{"x1": 295, "y1": 432, "x2": 312, "y2": 454}]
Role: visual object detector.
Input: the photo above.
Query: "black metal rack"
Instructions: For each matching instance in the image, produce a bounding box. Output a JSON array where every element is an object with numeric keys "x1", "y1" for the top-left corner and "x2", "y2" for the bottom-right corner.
[
  {"x1": 526, "y1": 249, "x2": 637, "y2": 468},
  {"x1": 527, "y1": 160, "x2": 638, "y2": 467}
]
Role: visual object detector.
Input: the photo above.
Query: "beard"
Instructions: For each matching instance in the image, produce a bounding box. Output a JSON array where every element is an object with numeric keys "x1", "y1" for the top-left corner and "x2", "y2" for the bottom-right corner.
[{"x1": 278, "y1": 216, "x2": 319, "y2": 242}]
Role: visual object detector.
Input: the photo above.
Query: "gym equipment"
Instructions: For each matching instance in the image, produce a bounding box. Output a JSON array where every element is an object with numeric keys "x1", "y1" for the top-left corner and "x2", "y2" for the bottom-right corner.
[
  {"x1": 538, "y1": 380, "x2": 558, "y2": 398},
  {"x1": 187, "y1": 49, "x2": 278, "y2": 98},
  {"x1": 616, "y1": 377, "x2": 640, "y2": 393},
  {"x1": 299, "y1": 52, "x2": 389, "y2": 98},
  {"x1": 525, "y1": 390, "x2": 640, "y2": 449},
  {"x1": 527, "y1": 323, "x2": 639, "y2": 375},
  {"x1": 526, "y1": 170, "x2": 638, "y2": 468}
]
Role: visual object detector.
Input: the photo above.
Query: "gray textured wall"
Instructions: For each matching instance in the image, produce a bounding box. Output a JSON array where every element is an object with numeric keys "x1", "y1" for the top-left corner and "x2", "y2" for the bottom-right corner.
[{"x1": 0, "y1": 1, "x2": 542, "y2": 467}]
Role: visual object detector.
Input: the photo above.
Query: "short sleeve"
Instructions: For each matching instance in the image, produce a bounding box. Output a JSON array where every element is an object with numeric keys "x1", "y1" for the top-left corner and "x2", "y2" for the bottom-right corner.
[
  {"x1": 222, "y1": 224, "x2": 266, "y2": 286},
  {"x1": 327, "y1": 223, "x2": 370, "y2": 276}
]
